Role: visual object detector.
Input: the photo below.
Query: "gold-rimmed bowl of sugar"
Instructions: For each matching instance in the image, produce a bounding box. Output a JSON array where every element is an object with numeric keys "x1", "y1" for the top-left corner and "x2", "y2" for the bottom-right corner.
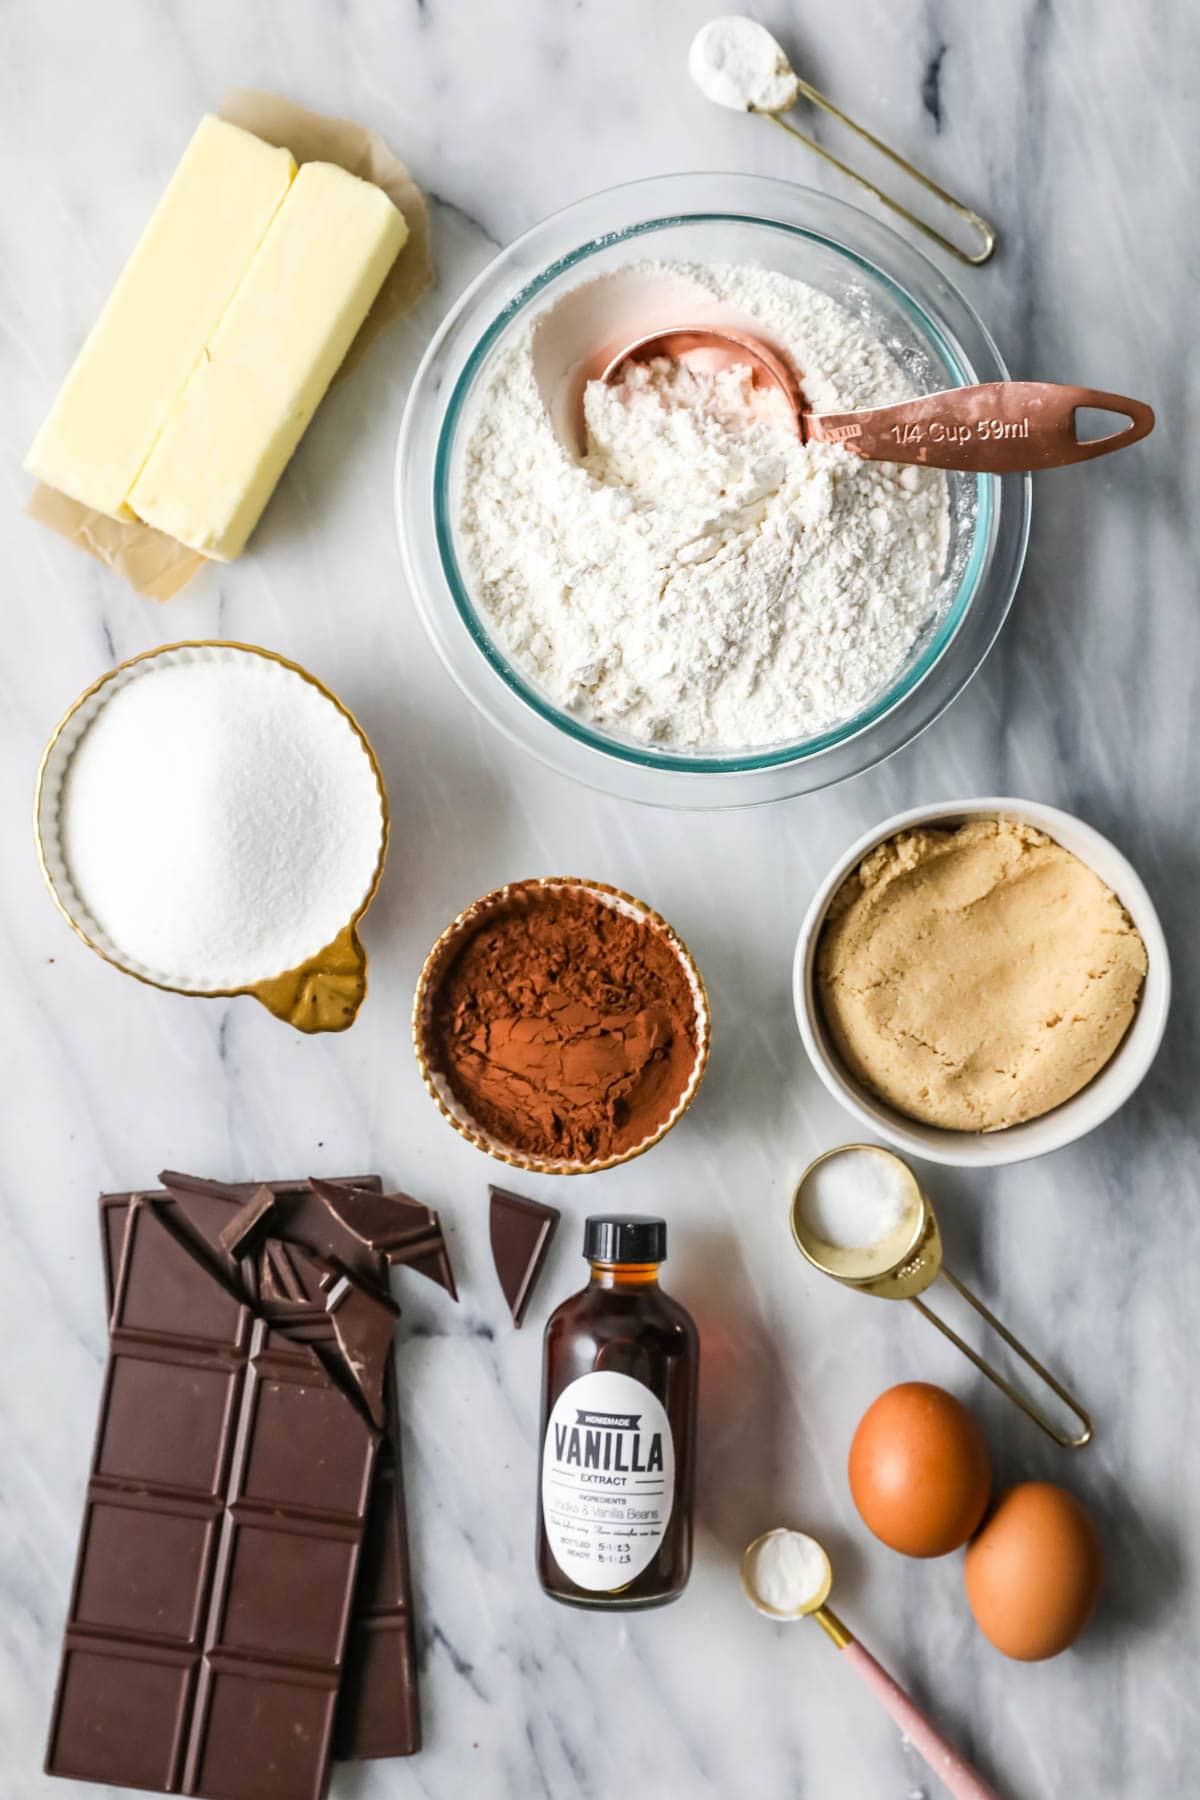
[{"x1": 34, "y1": 641, "x2": 388, "y2": 1032}]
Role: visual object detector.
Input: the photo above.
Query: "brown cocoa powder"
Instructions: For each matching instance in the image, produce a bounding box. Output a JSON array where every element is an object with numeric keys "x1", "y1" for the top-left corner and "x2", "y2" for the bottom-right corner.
[{"x1": 428, "y1": 887, "x2": 700, "y2": 1164}]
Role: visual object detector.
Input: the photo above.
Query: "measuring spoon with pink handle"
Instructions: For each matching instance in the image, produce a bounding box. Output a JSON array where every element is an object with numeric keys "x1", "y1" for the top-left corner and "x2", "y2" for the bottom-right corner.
[{"x1": 741, "y1": 1528, "x2": 1003, "y2": 1800}]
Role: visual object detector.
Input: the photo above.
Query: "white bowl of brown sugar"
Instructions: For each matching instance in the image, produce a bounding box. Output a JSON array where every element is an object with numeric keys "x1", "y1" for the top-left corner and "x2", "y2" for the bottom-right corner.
[{"x1": 794, "y1": 798, "x2": 1171, "y2": 1167}]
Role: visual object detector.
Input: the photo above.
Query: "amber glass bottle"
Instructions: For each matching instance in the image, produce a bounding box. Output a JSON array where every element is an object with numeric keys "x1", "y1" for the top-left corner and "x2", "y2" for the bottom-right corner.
[{"x1": 537, "y1": 1215, "x2": 698, "y2": 1610}]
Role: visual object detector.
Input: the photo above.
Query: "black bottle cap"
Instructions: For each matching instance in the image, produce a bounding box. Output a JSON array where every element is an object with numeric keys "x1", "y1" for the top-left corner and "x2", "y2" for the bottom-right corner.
[{"x1": 583, "y1": 1215, "x2": 667, "y2": 1265}]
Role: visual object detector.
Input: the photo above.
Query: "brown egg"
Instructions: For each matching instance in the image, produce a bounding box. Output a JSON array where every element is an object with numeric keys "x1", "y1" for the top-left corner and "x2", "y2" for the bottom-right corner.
[
  {"x1": 965, "y1": 1482, "x2": 1102, "y2": 1661},
  {"x1": 848, "y1": 1382, "x2": 991, "y2": 1557}
]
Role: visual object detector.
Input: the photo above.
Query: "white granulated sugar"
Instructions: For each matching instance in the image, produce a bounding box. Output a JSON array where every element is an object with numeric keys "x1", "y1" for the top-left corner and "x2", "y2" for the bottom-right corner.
[
  {"x1": 688, "y1": 17, "x2": 800, "y2": 114},
  {"x1": 746, "y1": 1530, "x2": 828, "y2": 1614},
  {"x1": 59, "y1": 657, "x2": 383, "y2": 987},
  {"x1": 459, "y1": 261, "x2": 950, "y2": 751},
  {"x1": 800, "y1": 1148, "x2": 913, "y2": 1252}
]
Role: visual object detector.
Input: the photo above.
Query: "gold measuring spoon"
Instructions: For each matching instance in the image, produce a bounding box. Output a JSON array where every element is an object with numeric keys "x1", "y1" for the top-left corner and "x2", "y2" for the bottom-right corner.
[
  {"x1": 791, "y1": 1145, "x2": 1093, "y2": 1449},
  {"x1": 741, "y1": 1529, "x2": 1002, "y2": 1800},
  {"x1": 689, "y1": 17, "x2": 995, "y2": 265},
  {"x1": 598, "y1": 331, "x2": 1154, "y2": 474}
]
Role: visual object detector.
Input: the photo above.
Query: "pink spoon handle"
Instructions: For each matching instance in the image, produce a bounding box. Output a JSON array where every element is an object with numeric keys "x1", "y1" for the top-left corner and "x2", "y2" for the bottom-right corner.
[{"x1": 841, "y1": 1638, "x2": 1002, "y2": 1800}]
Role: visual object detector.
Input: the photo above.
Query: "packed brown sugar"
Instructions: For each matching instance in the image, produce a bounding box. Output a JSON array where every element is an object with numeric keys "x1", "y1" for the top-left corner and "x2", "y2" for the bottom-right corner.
[{"x1": 817, "y1": 820, "x2": 1147, "y2": 1132}]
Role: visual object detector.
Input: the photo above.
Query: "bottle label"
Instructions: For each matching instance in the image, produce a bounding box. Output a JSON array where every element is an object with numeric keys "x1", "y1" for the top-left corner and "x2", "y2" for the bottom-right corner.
[{"x1": 541, "y1": 1369, "x2": 675, "y2": 1592}]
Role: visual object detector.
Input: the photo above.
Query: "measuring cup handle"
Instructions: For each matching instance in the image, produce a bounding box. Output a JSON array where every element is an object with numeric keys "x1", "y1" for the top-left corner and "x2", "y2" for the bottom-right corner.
[
  {"x1": 807, "y1": 382, "x2": 1155, "y2": 471},
  {"x1": 910, "y1": 1270, "x2": 1093, "y2": 1449},
  {"x1": 841, "y1": 1639, "x2": 1004, "y2": 1800},
  {"x1": 250, "y1": 923, "x2": 368, "y2": 1033}
]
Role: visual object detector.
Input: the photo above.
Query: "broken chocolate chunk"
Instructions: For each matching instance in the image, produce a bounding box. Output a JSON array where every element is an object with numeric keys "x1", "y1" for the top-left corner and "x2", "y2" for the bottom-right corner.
[
  {"x1": 217, "y1": 1183, "x2": 276, "y2": 1258},
  {"x1": 489, "y1": 1186, "x2": 560, "y2": 1326},
  {"x1": 320, "y1": 1261, "x2": 400, "y2": 1429},
  {"x1": 310, "y1": 1178, "x2": 457, "y2": 1301},
  {"x1": 261, "y1": 1236, "x2": 322, "y2": 1305}
]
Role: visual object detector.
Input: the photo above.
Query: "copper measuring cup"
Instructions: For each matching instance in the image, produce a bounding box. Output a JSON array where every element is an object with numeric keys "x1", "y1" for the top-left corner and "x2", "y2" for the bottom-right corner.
[
  {"x1": 598, "y1": 329, "x2": 1154, "y2": 474},
  {"x1": 790, "y1": 1145, "x2": 1093, "y2": 1449}
]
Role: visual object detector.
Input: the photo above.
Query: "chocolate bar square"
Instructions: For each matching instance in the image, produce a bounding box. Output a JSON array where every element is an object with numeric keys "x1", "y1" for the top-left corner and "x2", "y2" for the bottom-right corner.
[
  {"x1": 73, "y1": 1497, "x2": 214, "y2": 1643},
  {"x1": 235, "y1": 1354, "x2": 377, "y2": 1517},
  {"x1": 52, "y1": 1644, "x2": 192, "y2": 1789},
  {"x1": 219, "y1": 1523, "x2": 358, "y2": 1663},
  {"x1": 97, "y1": 1354, "x2": 241, "y2": 1496},
  {"x1": 187, "y1": 1670, "x2": 336, "y2": 1800}
]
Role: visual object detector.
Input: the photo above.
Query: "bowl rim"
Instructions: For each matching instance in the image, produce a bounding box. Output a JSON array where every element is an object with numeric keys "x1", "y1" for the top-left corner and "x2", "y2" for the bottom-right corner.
[
  {"x1": 793, "y1": 797, "x2": 1172, "y2": 1167},
  {"x1": 33, "y1": 641, "x2": 390, "y2": 1021},
  {"x1": 396, "y1": 172, "x2": 1032, "y2": 809},
  {"x1": 411, "y1": 875, "x2": 711, "y2": 1175}
]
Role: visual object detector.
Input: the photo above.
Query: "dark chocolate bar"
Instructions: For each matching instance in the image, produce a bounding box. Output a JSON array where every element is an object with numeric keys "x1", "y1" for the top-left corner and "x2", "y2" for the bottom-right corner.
[
  {"x1": 98, "y1": 1175, "x2": 421, "y2": 1763},
  {"x1": 47, "y1": 1201, "x2": 378, "y2": 1798},
  {"x1": 489, "y1": 1185, "x2": 560, "y2": 1326}
]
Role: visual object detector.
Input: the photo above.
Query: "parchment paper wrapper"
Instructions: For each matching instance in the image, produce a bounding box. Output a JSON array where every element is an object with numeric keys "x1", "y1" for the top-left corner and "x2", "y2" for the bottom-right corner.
[{"x1": 26, "y1": 89, "x2": 432, "y2": 601}]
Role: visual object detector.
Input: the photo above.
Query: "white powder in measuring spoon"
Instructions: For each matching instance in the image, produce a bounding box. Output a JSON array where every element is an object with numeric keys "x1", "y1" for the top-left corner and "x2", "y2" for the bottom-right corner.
[
  {"x1": 745, "y1": 1530, "x2": 829, "y2": 1614},
  {"x1": 459, "y1": 261, "x2": 950, "y2": 751},
  {"x1": 800, "y1": 1147, "x2": 914, "y2": 1251},
  {"x1": 688, "y1": 17, "x2": 800, "y2": 114},
  {"x1": 58, "y1": 656, "x2": 384, "y2": 989}
]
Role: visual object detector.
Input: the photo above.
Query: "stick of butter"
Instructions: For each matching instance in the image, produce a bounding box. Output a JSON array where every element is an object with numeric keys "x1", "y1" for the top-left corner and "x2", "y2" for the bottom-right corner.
[
  {"x1": 127, "y1": 162, "x2": 407, "y2": 560},
  {"x1": 25, "y1": 117, "x2": 297, "y2": 519}
]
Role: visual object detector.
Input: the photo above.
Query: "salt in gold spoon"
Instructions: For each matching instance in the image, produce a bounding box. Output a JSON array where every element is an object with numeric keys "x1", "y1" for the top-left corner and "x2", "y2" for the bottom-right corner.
[
  {"x1": 689, "y1": 16, "x2": 995, "y2": 265},
  {"x1": 790, "y1": 1145, "x2": 1093, "y2": 1449}
]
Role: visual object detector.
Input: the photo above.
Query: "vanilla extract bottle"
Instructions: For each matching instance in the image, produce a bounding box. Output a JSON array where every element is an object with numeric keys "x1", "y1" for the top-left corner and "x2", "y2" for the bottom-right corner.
[{"x1": 537, "y1": 1216, "x2": 698, "y2": 1610}]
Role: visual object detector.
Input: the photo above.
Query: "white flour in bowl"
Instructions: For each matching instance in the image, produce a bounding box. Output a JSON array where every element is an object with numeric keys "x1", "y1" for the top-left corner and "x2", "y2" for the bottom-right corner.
[{"x1": 458, "y1": 262, "x2": 950, "y2": 751}]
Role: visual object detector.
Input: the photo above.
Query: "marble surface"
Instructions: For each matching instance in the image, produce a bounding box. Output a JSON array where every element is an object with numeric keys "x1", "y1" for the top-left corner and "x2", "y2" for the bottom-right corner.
[{"x1": 1, "y1": 2, "x2": 1196, "y2": 1796}]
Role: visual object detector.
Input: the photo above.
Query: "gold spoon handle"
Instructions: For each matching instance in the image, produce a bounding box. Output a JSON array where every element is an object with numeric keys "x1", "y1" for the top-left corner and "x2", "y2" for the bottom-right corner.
[
  {"x1": 909, "y1": 1268, "x2": 1093, "y2": 1449},
  {"x1": 812, "y1": 1603, "x2": 853, "y2": 1649},
  {"x1": 761, "y1": 92, "x2": 995, "y2": 266},
  {"x1": 807, "y1": 382, "x2": 1155, "y2": 472}
]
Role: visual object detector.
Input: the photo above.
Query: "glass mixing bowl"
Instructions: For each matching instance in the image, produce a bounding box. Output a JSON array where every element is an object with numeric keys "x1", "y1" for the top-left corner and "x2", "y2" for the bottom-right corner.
[{"x1": 396, "y1": 173, "x2": 1030, "y2": 808}]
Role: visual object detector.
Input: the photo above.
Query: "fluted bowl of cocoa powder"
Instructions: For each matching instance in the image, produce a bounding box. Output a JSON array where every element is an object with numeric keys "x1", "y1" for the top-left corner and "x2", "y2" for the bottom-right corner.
[{"x1": 413, "y1": 877, "x2": 711, "y2": 1174}]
